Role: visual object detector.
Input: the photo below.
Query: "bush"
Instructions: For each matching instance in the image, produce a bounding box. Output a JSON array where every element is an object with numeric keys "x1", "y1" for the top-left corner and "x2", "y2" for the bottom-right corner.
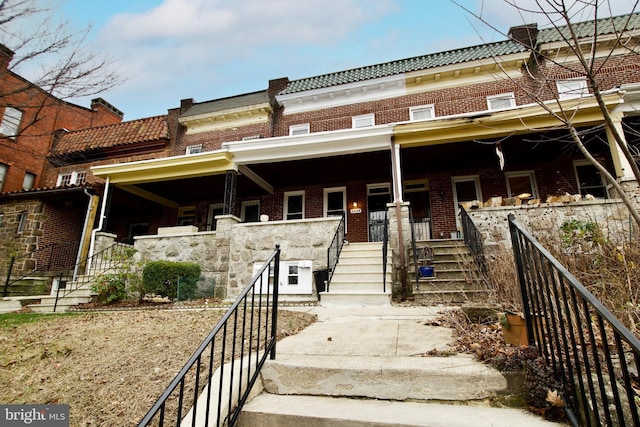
[
  {"x1": 92, "y1": 274, "x2": 128, "y2": 304},
  {"x1": 90, "y1": 246, "x2": 142, "y2": 304},
  {"x1": 142, "y1": 261, "x2": 201, "y2": 301}
]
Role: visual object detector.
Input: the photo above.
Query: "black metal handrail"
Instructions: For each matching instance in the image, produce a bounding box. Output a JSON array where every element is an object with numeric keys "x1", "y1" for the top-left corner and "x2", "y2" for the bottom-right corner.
[
  {"x1": 51, "y1": 240, "x2": 136, "y2": 312},
  {"x1": 138, "y1": 245, "x2": 281, "y2": 427},
  {"x1": 326, "y1": 213, "x2": 345, "y2": 292},
  {"x1": 459, "y1": 207, "x2": 487, "y2": 275},
  {"x1": 508, "y1": 214, "x2": 640, "y2": 426},
  {"x1": 382, "y1": 210, "x2": 389, "y2": 293}
]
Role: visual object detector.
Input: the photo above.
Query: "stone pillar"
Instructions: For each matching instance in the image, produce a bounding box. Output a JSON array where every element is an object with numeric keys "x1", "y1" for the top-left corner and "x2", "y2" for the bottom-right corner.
[
  {"x1": 214, "y1": 214, "x2": 240, "y2": 299},
  {"x1": 386, "y1": 202, "x2": 411, "y2": 299}
]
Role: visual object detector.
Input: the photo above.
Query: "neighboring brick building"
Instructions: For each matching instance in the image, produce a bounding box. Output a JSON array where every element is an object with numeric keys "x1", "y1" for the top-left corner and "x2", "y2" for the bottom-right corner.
[
  {"x1": 0, "y1": 44, "x2": 123, "y2": 194},
  {"x1": 3, "y1": 12, "x2": 640, "y2": 297}
]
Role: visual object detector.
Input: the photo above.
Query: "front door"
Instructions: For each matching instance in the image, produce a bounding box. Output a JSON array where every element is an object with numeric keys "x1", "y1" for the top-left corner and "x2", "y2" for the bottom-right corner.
[
  {"x1": 452, "y1": 175, "x2": 482, "y2": 232},
  {"x1": 367, "y1": 184, "x2": 391, "y2": 242}
]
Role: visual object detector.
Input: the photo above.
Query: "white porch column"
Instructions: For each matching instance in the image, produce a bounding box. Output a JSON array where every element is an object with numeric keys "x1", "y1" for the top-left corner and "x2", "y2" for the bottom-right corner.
[
  {"x1": 390, "y1": 137, "x2": 403, "y2": 203},
  {"x1": 606, "y1": 112, "x2": 636, "y2": 181}
]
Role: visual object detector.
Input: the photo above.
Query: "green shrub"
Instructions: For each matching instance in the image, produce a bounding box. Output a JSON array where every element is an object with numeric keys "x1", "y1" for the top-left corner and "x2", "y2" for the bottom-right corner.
[
  {"x1": 92, "y1": 274, "x2": 128, "y2": 304},
  {"x1": 142, "y1": 261, "x2": 201, "y2": 301}
]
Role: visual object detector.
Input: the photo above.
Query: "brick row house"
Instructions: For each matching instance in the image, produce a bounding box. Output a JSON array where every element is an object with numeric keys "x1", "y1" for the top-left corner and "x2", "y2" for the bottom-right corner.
[
  {"x1": 0, "y1": 43, "x2": 124, "y2": 295},
  {"x1": 2, "y1": 13, "x2": 640, "y2": 301}
]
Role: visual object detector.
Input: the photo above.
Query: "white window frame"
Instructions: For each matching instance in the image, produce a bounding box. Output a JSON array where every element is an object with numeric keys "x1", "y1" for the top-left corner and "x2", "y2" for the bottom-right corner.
[
  {"x1": 557, "y1": 78, "x2": 588, "y2": 100},
  {"x1": 241, "y1": 135, "x2": 261, "y2": 141},
  {"x1": 0, "y1": 107, "x2": 22, "y2": 138},
  {"x1": 573, "y1": 159, "x2": 609, "y2": 198},
  {"x1": 289, "y1": 123, "x2": 310, "y2": 136},
  {"x1": 352, "y1": 113, "x2": 375, "y2": 128},
  {"x1": 0, "y1": 164, "x2": 7, "y2": 192},
  {"x1": 505, "y1": 171, "x2": 538, "y2": 198},
  {"x1": 410, "y1": 105, "x2": 435, "y2": 121},
  {"x1": 241, "y1": 200, "x2": 260, "y2": 222},
  {"x1": 56, "y1": 171, "x2": 86, "y2": 187},
  {"x1": 487, "y1": 93, "x2": 515, "y2": 111},
  {"x1": 323, "y1": 186, "x2": 346, "y2": 218},
  {"x1": 17, "y1": 211, "x2": 27, "y2": 233},
  {"x1": 22, "y1": 172, "x2": 35, "y2": 190},
  {"x1": 186, "y1": 144, "x2": 203, "y2": 155},
  {"x1": 207, "y1": 203, "x2": 225, "y2": 230},
  {"x1": 284, "y1": 190, "x2": 305, "y2": 220}
]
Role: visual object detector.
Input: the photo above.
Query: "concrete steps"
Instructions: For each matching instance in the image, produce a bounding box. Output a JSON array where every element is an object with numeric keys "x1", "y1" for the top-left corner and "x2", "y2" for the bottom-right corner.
[
  {"x1": 27, "y1": 285, "x2": 93, "y2": 313},
  {"x1": 236, "y1": 306, "x2": 557, "y2": 427},
  {"x1": 240, "y1": 394, "x2": 556, "y2": 427},
  {"x1": 320, "y1": 242, "x2": 392, "y2": 306},
  {"x1": 411, "y1": 239, "x2": 488, "y2": 304}
]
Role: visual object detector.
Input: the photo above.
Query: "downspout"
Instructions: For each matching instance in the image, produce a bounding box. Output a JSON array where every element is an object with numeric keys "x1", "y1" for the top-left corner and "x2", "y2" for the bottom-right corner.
[
  {"x1": 73, "y1": 188, "x2": 99, "y2": 281},
  {"x1": 390, "y1": 136, "x2": 407, "y2": 300},
  {"x1": 87, "y1": 177, "x2": 110, "y2": 273}
]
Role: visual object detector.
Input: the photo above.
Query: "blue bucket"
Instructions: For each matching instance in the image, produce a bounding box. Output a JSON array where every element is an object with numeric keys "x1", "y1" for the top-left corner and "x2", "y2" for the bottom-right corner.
[{"x1": 419, "y1": 266, "x2": 434, "y2": 277}]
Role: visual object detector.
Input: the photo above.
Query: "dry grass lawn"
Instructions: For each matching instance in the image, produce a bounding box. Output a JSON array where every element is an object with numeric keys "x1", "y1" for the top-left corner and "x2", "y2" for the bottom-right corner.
[{"x1": 0, "y1": 308, "x2": 316, "y2": 426}]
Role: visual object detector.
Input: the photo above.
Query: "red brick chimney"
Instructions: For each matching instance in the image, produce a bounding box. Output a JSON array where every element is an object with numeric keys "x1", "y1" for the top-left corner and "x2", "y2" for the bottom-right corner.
[{"x1": 0, "y1": 44, "x2": 15, "y2": 71}]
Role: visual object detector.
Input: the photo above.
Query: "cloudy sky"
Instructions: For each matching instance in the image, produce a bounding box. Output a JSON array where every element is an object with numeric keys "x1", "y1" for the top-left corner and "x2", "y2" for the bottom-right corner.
[{"x1": 25, "y1": 0, "x2": 639, "y2": 120}]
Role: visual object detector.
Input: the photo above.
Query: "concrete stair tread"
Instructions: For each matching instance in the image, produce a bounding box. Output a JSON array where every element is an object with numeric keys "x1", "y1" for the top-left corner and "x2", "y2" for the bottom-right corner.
[
  {"x1": 262, "y1": 354, "x2": 506, "y2": 401},
  {"x1": 239, "y1": 394, "x2": 558, "y2": 427}
]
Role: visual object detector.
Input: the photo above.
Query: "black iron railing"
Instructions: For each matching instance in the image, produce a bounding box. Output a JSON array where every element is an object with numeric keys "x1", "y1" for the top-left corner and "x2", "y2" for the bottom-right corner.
[
  {"x1": 138, "y1": 245, "x2": 281, "y2": 427},
  {"x1": 460, "y1": 207, "x2": 487, "y2": 275},
  {"x1": 326, "y1": 213, "x2": 345, "y2": 292},
  {"x1": 52, "y1": 241, "x2": 136, "y2": 311},
  {"x1": 509, "y1": 214, "x2": 640, "y2": 426}
]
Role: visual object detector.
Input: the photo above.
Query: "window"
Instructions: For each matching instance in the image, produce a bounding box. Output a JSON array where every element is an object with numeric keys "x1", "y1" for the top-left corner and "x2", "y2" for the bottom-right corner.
[
  {"x1": 505, "y1": 171, "x2": 538, "y2": 198},
  {"x1": 22, "y1": 172, "x2": 35, "y2": 190},
  {"x1": 410, "y1": 105, "x2": 435, "y2": 121},
  {"x1": 574, "y1": 160, "x2": 608, "y2": 198},
  {"x1": 241, "y1": 200, "x2": 260, "y2": 222},
  {"x1": 323, "y1": 187, "x2": 346, "y2": 218},
  {"x1": 56, "y1": 171, "x2": 86, "y2": 187},
  {"x1": 241, "y1": 135, "x2": 261, "y2": 141},
  {"x1": 17, "y1": 211, "x2": 27, "y2": 233},
  {"x1": 186, "y1": 144, "x2": 203, "y2": 155},
  {"x1": 207, "y1": 203, "x2": 225, "y2": 230},
  {"x1": 557, "y1": 78, "x2": 588, "y2": 100},
  {"x1": 0, "y1": 107, "x2": 22, "y2": 138},
  {"x1": 287, "y1": 265, "x2": 299, "y2": 285},
  {"x1": 177, "y1": 206, "x2": 195, "y2": 225},
  {"x1": 289, "y1": 124, "x2": 310, "y2": 136},
  {"x1": 487, "y1": 93, "x2": 515, "y2": 111},
  {"x1": 352, "y1": 114, "x2": 374, "y2": 128},
  {"x1": 284, "y1": 191, "x2": 304, "y2": 220},
  {"x1": 0, "y1": 164, "x2": 7, "y2": 192}
]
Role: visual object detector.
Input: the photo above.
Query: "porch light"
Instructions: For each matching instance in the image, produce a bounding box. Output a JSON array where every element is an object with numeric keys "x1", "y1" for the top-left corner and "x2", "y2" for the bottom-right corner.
[{"x1": 352, "y1": 201, "x2": 358, "y2": 208}]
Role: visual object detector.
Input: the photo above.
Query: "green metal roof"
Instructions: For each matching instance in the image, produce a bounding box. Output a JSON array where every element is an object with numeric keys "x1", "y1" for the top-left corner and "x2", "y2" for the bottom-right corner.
[{"x1": 281, "y1": 12, "x2": 640, "y2": 96}]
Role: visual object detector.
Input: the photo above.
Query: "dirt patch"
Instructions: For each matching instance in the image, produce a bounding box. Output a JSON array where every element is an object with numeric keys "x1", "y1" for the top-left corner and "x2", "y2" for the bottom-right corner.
[{"x1": 0, "y1": 308, "x2": 315, "y2": 426}]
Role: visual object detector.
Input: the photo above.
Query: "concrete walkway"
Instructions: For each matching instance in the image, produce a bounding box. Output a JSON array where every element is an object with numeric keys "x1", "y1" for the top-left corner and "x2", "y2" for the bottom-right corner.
[{"x1": 237, "y1": 304, "x2": 561, "y2": 426}]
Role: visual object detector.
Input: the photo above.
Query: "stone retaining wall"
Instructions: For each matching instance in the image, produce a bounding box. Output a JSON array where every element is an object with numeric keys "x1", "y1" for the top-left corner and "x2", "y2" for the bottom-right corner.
[
  {"x1": 467, "y1": 199, "x2": 636, "y2": 252},
  {"x1": 133, "y1": 215, "x2": 341, "y2": 300}
]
